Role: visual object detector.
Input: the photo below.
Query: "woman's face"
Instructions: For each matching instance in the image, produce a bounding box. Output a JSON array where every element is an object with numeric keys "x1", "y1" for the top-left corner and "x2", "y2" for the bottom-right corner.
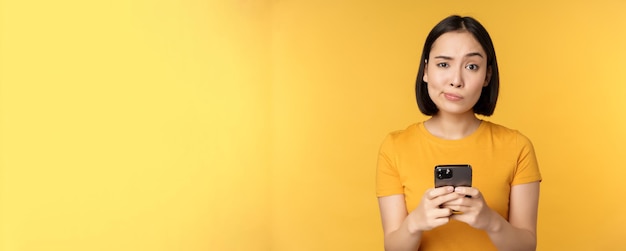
[{"x1": 423, "y1": 31, "x2": 491, "y2": 116}]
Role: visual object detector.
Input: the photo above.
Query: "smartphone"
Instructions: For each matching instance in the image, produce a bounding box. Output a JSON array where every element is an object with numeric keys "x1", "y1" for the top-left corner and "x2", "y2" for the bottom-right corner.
[{"x1": 434, "y1": 164, "x2": 472, "y2": 188}]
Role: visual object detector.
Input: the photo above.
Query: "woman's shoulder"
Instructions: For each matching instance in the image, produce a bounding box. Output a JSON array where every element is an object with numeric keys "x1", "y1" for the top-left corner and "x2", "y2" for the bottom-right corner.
[
  {"x1": 386, "y1": 122, "x2": 421, "y2": 139},
  {"x1": 378, "y1": 123, "x2": 423, "y2": 154},
  {"x1": 482, "y1": 120, "x2": 533, "y2": 144},
  {"x1": 379, "y1": 122, "x2": 422, "y2": 147}
]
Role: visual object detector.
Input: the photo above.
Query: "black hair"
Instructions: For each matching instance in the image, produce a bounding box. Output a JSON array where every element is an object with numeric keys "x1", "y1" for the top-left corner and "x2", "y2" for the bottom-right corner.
[{"x1": 415, "y1": 15, "x2": 499, "y2": 116}]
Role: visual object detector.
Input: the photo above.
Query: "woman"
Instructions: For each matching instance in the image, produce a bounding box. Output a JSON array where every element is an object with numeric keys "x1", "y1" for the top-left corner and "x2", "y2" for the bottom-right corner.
[{"x1": 376, "y1": 15, "x2": 542, "y2": 251}]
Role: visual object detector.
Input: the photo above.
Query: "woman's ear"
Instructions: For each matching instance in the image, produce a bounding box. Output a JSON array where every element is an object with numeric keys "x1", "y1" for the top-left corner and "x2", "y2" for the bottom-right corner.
[
  {"x1": 422, "y1": 59, "x2": 429, "y2": 83},
  {"x1": 484, "y1": 66, "x2": 492, "y2": 87}
]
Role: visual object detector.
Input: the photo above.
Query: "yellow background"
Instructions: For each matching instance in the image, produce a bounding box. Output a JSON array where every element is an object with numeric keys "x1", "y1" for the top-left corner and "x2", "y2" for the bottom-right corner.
[{"x1": 1, "y1": 0, "x2": 624, "y2": 250}]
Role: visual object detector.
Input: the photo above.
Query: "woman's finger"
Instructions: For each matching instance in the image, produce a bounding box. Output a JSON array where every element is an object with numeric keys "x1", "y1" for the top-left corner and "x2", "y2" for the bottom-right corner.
[
  {"x1": 426, "y1": 186, "x2": 454, "y2": 200},
  {"x1": 454, "y1": 186, "x2": 481, "y2": 198}
]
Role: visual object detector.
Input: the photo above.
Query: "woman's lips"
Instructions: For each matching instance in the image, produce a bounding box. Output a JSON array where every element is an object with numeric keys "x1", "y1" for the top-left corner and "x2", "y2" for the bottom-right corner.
[{"x1": 443, "y1": 92, "x2": 463, "y2": 101}]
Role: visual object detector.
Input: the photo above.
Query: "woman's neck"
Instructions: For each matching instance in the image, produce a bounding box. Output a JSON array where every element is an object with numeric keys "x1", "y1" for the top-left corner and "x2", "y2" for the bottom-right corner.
[{"x1": 424, "y1": 112, "x2": 482, "y2": 140}]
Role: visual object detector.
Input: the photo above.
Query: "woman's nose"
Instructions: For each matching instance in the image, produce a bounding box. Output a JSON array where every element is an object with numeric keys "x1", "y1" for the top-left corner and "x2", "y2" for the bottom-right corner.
[{"x1": 449, "y1": 69, "x2": 464, "y2": 88}]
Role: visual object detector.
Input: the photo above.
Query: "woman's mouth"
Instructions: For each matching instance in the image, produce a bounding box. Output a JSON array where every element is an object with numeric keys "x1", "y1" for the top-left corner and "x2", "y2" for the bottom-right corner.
[{"x1": 443, "y1": 92, "x2": 463, "y2": 101}]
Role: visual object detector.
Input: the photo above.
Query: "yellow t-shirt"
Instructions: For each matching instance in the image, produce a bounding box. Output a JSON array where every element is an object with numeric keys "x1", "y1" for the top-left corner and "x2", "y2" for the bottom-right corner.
[{"x1": 376, "y1": 121, "x2": 542, "y2": 251}]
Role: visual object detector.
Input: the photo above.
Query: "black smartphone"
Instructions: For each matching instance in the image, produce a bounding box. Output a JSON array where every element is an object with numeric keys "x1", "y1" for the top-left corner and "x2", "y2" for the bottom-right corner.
[{"x1": 434, "y1": 164, "x2": 472, "y2": 188}]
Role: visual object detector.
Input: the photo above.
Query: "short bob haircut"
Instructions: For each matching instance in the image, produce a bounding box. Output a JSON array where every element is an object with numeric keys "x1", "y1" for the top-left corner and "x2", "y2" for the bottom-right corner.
[{"x1": 415, "y1": 15, "x2": 499, "y2": 116}]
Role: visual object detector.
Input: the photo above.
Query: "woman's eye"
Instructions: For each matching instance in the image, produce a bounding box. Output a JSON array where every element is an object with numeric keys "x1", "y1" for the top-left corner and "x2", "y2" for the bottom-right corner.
[
  {"x1": 437, "y1": 62, "x2": 449, "y2": 68},
  {"x1": 466, "y1": 64, "x2": 479, "y2": 70}
]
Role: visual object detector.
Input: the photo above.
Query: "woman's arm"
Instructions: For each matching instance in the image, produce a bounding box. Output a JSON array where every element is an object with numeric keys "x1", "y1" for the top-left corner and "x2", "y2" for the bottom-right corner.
[
  {"x1": 378, "y1": 195, "x2": 422, "y2": 251},
  {"x1": 378, "y1": 187, "x2": 458, "y2": 251},
  {"x1": 485, "y1": 182, "x2": 540, "y2": 251},
  {"x1": 449, "y1": 182, "x2": 540, "y2": 251}
]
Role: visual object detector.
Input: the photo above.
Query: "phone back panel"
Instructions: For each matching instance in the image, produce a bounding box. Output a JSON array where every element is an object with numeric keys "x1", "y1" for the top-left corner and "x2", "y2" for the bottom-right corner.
[{"x1": 434, "y1": 164, "x2": 472, "y2": 187}]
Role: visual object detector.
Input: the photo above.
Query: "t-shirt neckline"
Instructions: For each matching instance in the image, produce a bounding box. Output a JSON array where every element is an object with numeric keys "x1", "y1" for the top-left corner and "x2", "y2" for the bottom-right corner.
[{"x1": 416, "y1": 120, "x2": 488, "y2": 146}]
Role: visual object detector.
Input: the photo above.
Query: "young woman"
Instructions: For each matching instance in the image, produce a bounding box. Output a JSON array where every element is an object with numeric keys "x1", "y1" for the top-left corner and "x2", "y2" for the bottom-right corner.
[{"x1": 376, "y1": 15, "x2": 542, "y2": 251}]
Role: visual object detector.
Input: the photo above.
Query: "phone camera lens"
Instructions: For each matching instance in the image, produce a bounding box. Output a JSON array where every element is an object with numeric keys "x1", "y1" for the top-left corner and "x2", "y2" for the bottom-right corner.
[{"x1": 436, "y1": 168, "x2": 453, "y2": 179}]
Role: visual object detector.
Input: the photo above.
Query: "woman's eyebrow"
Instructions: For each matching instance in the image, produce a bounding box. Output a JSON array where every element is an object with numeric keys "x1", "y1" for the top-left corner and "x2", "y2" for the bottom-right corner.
[
  {"x1": 433, "y1": 52, "x2": 484, "y2": 60},
  {"x1": 465, "y1": 52, "x2": 484, "y2": 58}
]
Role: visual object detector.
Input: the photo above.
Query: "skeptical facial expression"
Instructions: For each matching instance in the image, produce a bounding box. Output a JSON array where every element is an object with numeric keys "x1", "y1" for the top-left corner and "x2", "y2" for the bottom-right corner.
[{"x1": 423, "y1": 31, "x2": 491, "y2": 116}]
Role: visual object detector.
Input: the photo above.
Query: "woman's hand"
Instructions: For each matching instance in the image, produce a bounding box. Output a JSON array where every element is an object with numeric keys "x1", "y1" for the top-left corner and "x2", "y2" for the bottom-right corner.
[
  {"x1": 408, "y1": 186, "x2": 460, "y2": 232},
  {"x1": 443, "y1": 187, "x2": 497, "y2": 231}
]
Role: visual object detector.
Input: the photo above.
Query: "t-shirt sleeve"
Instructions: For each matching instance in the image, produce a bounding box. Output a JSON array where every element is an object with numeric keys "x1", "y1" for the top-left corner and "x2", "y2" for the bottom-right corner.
[
  {"x1": 376, "y1": 133, "x2": 404, "y2": 197},
  {"x1": 511, "y1": 132, "x2": 542, "y2": 185}
]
